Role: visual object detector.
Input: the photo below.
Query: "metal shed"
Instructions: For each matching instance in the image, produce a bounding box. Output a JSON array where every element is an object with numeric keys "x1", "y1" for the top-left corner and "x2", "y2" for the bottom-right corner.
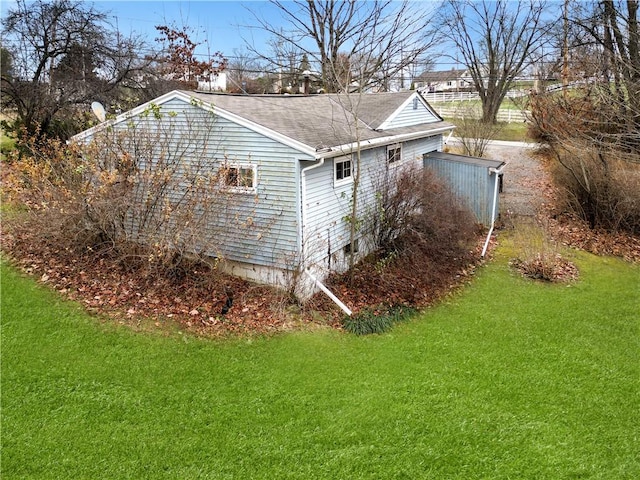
[{"x1": 424, "y1": 151, "x2": 505, "y2": 226}]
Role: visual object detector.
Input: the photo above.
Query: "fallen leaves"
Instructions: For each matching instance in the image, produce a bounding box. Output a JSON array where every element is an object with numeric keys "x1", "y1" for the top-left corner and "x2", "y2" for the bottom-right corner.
[{"x1": 510, "y1": 253, "x2": 580, "y2": 283}]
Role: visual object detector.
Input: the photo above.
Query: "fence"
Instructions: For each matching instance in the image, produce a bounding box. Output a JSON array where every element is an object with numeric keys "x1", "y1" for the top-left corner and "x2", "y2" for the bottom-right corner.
[
  {"x1": 420, "y1": 91, "x2": 479, "y2": 103},
  {"x1": 420, "y1": 89, "x2": 529, "y2": 104},
  {"x1": 434, "y1": 106, "x2": 529, "y2": 123}
]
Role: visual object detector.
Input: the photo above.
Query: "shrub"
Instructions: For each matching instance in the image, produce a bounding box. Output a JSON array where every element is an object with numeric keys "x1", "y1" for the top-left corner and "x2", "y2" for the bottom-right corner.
[
  {"x1": 508, "y1": 220, "x2": 579, "y2": 283},
  {"x1": 370, "y1": 165, "x2": 479, "y2": 260},
  {"x1": 450, "y1": 104, "x2": 503, "y2": 157},
  {"x1": 2, "y1": 105, "x2": 271, "y2": 286},
  {"x1": 527, "y1": 89, "x2": 640, "y2": 235},
  {"x1": 547, "y1": 144, "x2": 640, "y2": 234},
  {"x1": 510, "y1": 254, "x2": 579, "y2": 283},
  {"x1": 319, "y1": 165, "x2": 481, "y2": 311}
]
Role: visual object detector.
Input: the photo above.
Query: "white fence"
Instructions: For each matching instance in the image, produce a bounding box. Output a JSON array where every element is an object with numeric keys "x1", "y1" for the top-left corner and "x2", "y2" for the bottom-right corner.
[
  {"x1": 434, "y1": 106, "x2": 529, "y2": 123},
  {"x1": 420, "y1": 91, "x2": 479, "y2": 103}
]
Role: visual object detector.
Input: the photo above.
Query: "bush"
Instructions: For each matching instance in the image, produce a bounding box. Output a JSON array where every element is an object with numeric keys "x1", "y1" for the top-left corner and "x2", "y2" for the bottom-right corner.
[
  {"x1": 510, "y1": 254, "x2": 579, "y2": 283},
  {"x1": 370, "y1": 165, "x2": 479, "y2": 258},
  {"x1": 318, "y1": 165, "x2": 481, "y2": 312},
  {"x1": 548, "y1": 144, "x2": 640, "y2": 234},
  {"x1": 528, "y1": 90, "x2": 640, "y2": 235},
  {"x1": 508, "y1": 220, "x2": 579, "y2": 283},
  {"x1": 1, "y1": 105, "x2": 268, "y2": 285}
]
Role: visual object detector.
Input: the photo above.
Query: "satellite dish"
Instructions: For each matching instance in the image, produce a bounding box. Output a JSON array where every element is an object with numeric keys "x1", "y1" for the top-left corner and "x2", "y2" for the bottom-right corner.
[{"x1": 91, "y1": 101, "x2": 106, "y2": 122}]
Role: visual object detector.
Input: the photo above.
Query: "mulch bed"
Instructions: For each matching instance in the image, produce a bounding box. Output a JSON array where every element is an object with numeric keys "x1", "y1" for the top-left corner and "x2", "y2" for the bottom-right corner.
[{"x1": 2, "y1": 152, "x2": 638, "y2": 335}]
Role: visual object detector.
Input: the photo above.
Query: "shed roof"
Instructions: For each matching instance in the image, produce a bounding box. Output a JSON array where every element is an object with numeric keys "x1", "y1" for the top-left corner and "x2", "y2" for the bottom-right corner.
[{"x1": 426, "y1": 151, "x2": 505, "y2": 170}]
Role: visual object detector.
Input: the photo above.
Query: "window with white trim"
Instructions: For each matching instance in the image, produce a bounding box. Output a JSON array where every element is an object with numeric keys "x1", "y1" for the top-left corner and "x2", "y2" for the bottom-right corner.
[
  {"x1": 387, "y1": 144, "x2": 402, "y2": 165},
  {"x1": 221, "y1": 164, "x2": 256, "y2": 192},
  {"x1": 334, "y1": 156, "x2": 353, "y2": 186}
]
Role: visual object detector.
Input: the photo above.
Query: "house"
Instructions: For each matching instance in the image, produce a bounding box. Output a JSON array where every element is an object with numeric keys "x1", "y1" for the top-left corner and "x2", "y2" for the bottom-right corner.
[
  {"x1": 413, "y1": 69, "x2": 474, "y2": 92},
  {"x1": 197, "y1": 71, "x2": 227, "y2": 92},
  {"x1": 72, "y1": 90, "x2": 502, "y2": 302}
]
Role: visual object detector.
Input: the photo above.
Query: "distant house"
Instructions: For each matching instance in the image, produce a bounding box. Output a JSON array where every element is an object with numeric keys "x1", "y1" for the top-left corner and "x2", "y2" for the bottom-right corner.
[
  {"x1": 413, "y1": 69, "x2": 474, "y2": 92},
  {"x1": 197, "y1": 71, "x2": 227, "y2": 92},
  {"x1": 72, "y1": 90, "x2": 502, "y2": 299}
]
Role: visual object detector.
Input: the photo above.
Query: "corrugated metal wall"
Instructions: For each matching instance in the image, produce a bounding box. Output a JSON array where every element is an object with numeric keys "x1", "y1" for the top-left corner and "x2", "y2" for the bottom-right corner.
[{"x1": 423, "y1": 153, "x2": 502, "y2": 226}]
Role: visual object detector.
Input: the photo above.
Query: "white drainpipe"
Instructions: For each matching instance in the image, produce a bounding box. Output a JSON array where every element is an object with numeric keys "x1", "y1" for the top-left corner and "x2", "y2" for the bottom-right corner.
[
  {"x1": 300, "y1": 158, "x2": 325, "y2": 247},
  {"x1": 304, "y1": 270, "x2": 353, "y2": 316},
  {"x1": 481, "y1": 164, "x2": 506, "y2": 257},
  {"x1": 300, "y1": 158, "x2": 353, "y2": 316}
]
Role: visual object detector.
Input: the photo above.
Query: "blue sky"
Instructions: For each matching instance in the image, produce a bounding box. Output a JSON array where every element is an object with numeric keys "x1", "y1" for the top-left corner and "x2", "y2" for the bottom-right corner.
[
  {"x1": 94, "y1": 0, "x2": 279, "y2": 56},
  {"x1": 93, "y1": 1, "x2": 282, "y2": 58},
  {"x1": 1, "y1": 0, "x2": 453, "y2": 68},
  {"x1": 0, "y1": 1, "x2": 284, "y2": 59}
]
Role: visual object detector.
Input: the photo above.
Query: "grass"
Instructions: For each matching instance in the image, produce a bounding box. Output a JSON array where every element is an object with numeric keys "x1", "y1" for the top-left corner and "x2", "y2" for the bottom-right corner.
[
  {"x1": 2, "y1": 247, "x2": 639, "y2": 479},
  {"x1": 1, "y1": 114, "x2": 16, "y2": 162}
]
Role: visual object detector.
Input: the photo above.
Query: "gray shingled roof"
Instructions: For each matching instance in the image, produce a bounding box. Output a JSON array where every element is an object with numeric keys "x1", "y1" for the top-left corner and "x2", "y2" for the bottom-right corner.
[
  {"x1": 415, "y1": 69, "x2": 467, "y2": 83},
  {"x1": 184, "y1": 90, "x2": 451, "y2": 151}
]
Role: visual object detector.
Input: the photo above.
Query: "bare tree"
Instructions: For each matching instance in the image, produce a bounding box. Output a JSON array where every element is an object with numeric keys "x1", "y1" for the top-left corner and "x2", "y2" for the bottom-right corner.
[
  {"x1": 248, "y1": 0, "x2": 434, "y2": 93},
  {"x1": 571, "y1": 1, "x2": 640, "y2": 140},
  {"x1": 436, "y1": 0, "x2": 550, "y2": 123},
  {"x1": 1, "y1": 0, "x2": 150, "y2": 140},
  {"x1": 226, "y1": 49, "x2": 264, "y2": 93},
  {"x1": 266, "y1": 36, "x2": 308, "y2": 93},
  {"x1": 526, "y1": 1, "x2": 640, "y2": 234}
]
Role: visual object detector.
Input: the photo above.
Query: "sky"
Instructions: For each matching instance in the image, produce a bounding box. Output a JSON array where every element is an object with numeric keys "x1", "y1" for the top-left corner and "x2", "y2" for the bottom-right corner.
[
  {"x1": 0, "y1": 0, "x2": 287, "y2": 60},
  {"x1": 90, "y1": 1, "x2": 281, "y2": 59},
  {"x1": 1, "y1": 0, "x2": 447, "y2": 65}
]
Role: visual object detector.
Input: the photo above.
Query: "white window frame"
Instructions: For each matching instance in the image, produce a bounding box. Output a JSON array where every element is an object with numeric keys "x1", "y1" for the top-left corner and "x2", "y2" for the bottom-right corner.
[
  {"x1": 221, "y1": 163, "x2": 257, "y2": 193},
  {"x1": 334, "y1": 155, "x2": 353, "y2": 187},
  {"x1": 387, "y1": 144, "x2": 402, "y2": 166}
]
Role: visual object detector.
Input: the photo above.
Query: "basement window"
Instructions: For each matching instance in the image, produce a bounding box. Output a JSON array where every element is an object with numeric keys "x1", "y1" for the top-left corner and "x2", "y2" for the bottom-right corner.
[{"x1": 343, "y1": 238, "x2": 359, "y2": 255}]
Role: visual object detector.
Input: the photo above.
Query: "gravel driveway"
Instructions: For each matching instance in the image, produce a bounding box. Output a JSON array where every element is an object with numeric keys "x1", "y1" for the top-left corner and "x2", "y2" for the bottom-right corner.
[
  {"x1": 480, "y1": 141, "x2": 546, "y2": 219},
  {"x1": 446, "y1": 139, "x2": 546, "y2": 219}
]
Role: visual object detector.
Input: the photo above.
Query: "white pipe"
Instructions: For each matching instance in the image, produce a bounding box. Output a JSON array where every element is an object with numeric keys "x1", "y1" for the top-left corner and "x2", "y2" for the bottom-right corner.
[
  {"x1": 300, "y1": 158, "x2": 352, "y2": 316},
  {"x1": 444, "y1": 128, "x2": 454, "y2": 145},
  {"x1": 300, "y1": 158, "x2": 325, "y2": 253},
  {"x1": 304, "y1": 270, "x2": 352, "y2": 316},
  {"x1": 481, "y1": 164, "x2": 506, "y2": 257}
]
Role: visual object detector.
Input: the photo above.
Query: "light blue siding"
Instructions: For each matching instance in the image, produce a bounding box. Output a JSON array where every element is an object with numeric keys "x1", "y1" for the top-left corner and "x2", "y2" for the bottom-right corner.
[
  {"x1": 384, "y1": 96, "x2": 441, "y2": 129},
  {"x1": 303, "y1": 135, "x2": 444, "y2": 272},
  {"x1": 80, "y1": 97, "x2": 308, "y2": 269}
]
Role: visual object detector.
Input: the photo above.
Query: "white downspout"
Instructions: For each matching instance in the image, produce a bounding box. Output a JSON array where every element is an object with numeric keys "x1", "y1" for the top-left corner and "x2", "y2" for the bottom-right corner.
[
  {"x1": 481, "y1": 164, "x2": 506, "y2": 257},
  {"x1": 444, "y1": 128, "x2": 454, "y2": 145},
  {"x1": 300, "y1": 158, "x2": 353, "y2": 316},
  {"x1": 304, "y1": 270, "x2": 352, "y2": 316},
  {"x1": 300, "y1": 158, "x2": 325, "y2": 251}
]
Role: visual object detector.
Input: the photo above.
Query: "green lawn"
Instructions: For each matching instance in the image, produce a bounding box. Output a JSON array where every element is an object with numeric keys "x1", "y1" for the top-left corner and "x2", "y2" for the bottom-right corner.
[{"x1": 2, "y1": 247, "x2": 639, "y2": 479}]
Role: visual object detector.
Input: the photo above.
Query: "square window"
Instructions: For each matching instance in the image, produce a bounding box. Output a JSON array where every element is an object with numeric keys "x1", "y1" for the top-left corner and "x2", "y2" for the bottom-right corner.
[
  {"x1": 387, "y1": 145, "x2": 402, "y2": 164},
  {"x1": 222, "y1": 164, "x2": 255, "y2": 191},
  {"x1": 334, "y1": 157, "x2": 352, "y2": 185}
]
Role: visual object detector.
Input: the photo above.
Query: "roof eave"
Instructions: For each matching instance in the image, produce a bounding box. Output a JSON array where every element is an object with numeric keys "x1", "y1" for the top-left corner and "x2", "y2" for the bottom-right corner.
[
  {"x1": 70, "y1": 90, "x2": 319, "y2": 157},
  {"x1": 313, "y1": 123, "x2": 455, "y2": 159},
  {"x1": 70, "y1": 90, "x2": 193, "y2": 143}
]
